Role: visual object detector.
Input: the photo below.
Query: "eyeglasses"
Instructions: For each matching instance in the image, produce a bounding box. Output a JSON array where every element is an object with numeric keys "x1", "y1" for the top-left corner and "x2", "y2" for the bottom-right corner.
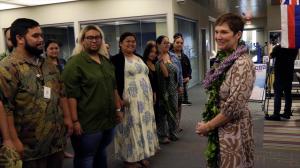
[{"x1": 85, "y1": 36, "x2": 102, "y2": 42}]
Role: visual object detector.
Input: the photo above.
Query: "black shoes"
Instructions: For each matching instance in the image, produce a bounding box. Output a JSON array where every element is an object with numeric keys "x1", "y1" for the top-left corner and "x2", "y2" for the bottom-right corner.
[
  {"x1": 182, "y1": 101, "x2": 192, "y2": 106},
  {"x1": 280, "y1": 112, "x2": 292, "y2": 119},
  {"x1": 265, "y1": 112, "x2": 293, "y2": 121},
  {"x1": 265, "y1": 114, "x2": 281, "y2": 121},
  {"x1": 169, "y1": 135, "x2": 179, "y2": 141}
]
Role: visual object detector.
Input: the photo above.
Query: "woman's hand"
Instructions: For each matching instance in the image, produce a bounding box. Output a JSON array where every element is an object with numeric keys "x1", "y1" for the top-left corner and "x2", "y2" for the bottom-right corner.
[
  {"x1": 116, "y1": 111, "x2": 124, "y2": 123},
  {"x1": 13, "y1": 138, "x2": 24, "y2": 158},
  {"x1": 73, "y1": 122, "x2": 83, "y2": 136},
  {"x1": 122, "y1": 94, "x2": 130, "y2": 107},
  {"x1": 178, "y1": 87, "x2": 184, "y2": 95},
  {"x1": 195, "y1": 122, "x2": 210, "y2": 136},
  {"x1": 183, "y1": 77, "x2": 190, "y2": 83},
  {"x1": 3, "y1": 139, "x2": 15, "y2": 150},
  {"x1": 64, "y1": 118, "x2": 74, "y2": 137}
]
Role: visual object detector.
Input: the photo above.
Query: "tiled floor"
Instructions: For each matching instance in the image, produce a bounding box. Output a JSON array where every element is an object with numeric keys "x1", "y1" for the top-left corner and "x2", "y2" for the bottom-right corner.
[{"x1": 64, "y1": 85, "x2": 300, "y2": 168}]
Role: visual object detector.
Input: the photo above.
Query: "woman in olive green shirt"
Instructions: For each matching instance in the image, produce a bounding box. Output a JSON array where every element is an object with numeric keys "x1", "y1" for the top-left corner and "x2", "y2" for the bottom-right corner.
[{"x1": 62, "y1": 25, "x2": 122, "y2": 168}]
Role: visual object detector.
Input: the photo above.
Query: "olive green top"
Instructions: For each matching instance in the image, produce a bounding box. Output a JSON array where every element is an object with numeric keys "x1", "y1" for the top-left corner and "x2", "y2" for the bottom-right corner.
[{"x1": 62, "y1": 51, "x2": 117, "y2": 133}]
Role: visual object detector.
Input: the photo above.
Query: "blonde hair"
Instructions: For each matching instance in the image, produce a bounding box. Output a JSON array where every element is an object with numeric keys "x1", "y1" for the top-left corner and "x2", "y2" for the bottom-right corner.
[{"x1": 72, "y1": 25, "x2": 109, "y2": 58}]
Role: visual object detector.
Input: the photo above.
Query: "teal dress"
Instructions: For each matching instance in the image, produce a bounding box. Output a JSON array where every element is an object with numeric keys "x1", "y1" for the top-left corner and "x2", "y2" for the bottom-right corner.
[{"x1": 156, "y1": 61, "x2": 178, "y2": 139}]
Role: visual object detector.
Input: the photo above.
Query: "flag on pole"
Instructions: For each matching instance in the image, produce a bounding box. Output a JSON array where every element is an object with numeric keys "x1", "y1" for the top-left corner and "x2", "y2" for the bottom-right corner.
[{"x1": 281, "y1": 0, "x2": 300, "y2": 48}]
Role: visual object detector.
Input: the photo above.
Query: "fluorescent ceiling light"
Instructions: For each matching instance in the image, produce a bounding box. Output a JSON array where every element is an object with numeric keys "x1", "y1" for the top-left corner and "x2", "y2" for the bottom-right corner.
[
  {"x1": 6, "y1": 0, "x2": 77, "y2": 6},
  {"x1": 0, "y1": 0, "x2": 78, "y2": 11},
  {"x1": 0, "y1": 2, "x2": 24, "y2": 10}
]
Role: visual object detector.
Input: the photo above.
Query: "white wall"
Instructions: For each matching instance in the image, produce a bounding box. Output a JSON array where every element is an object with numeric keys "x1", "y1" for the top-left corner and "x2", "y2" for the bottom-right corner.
[{"x1": 0, "y1": 0, "x2": 172, "y2": 52}]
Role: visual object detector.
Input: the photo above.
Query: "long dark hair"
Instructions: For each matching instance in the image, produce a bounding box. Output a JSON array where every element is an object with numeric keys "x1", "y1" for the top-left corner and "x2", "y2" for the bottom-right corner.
[
  {"x1": 156, "y1": 35, "x2": 167, "y2": 45},
  {"x1": 143, "y1": 42, "x2": 158, "y2": 63},
  {"x1": 45, "y1": 39, "x2": 62, "y2": 52}
]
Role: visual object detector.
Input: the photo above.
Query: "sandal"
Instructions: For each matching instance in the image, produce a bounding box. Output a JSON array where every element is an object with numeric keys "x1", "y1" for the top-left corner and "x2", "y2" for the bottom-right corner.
[
  {"x1": 123, "y1": 162, "x2": 143, "y2": 168},
  {"x1": 139, "y1": 159, "x2": 150, "y2": 168}
]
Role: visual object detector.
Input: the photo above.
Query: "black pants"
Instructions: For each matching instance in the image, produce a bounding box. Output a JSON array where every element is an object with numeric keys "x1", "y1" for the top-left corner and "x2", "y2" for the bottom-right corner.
[
  {"x1": 183, "y1": 82, "x2": 189, "y2": 102},
  {"x1": 23, "y1": 151, "x2": 64, "y2": 168},
  {"x1": 273, "y1": 79, "x2": 293, "y2": 115}
]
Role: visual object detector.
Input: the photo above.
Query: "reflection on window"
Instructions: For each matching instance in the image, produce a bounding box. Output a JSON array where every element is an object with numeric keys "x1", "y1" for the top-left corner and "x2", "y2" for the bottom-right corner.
[
  {"x1": 42, "y1": 25, "x2": 75, "y2": 61},
  {"x1": 175, "y1": 16, "x2": 199, "y2": 86},
  {"x1": 81, "y1": 16, "x2": 167, "y2": 56}
]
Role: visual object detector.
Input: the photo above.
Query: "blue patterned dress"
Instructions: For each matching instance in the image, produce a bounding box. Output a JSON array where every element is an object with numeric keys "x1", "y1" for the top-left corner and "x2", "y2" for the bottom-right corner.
[{"x1": 114, "y1": 57, "x2": 159, "y2": 162}]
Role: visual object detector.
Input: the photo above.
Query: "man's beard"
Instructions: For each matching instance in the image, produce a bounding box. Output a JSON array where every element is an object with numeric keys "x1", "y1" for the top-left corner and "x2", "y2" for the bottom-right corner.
[{"x1": 25, "y1": 39, "x2": 43, "y2": 57}]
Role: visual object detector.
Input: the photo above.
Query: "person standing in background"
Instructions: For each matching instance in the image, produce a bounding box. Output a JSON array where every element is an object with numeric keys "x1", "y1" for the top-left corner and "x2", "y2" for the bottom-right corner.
[
  {"x1": 171, "y1": 33, "x2": 192, "y2": 106},
  {"x1": 156, "y1": 35, "x2": 183, "y2": 143},
  {"x1": 170, "y1": 33, "x2": 192, "y2": 132},
  {"x1": 45, "y1": 39, "x2": 66, "y2": 71},
  {"x1": 266, "y1": 45, "x2": 298, "y2": 121},
  {"x1": 45, "y1": 39, "x2": 74, "y2": 158},
  {"x1": 143, "y1": 41, "x2": 159, "y2": 126},
  {"x1": 0, "y1": 27, "x2": 14, "y2": 60}
]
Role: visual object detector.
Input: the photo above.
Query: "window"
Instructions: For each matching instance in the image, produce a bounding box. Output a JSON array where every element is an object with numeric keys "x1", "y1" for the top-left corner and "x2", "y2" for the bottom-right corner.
[
  {"x1": 80, "y1": 15, "x2": 167, "y2": 56},
  {"x1": 42, "y1": 24, "x2": 75, "y2": 61},
  {"x1": 175, "y1": 16, "x2": 199, "y2": 86}
]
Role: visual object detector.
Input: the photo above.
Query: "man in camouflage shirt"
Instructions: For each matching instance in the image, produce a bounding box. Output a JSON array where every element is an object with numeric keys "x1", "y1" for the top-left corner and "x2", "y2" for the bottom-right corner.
[
  {"x1": 0, "y1": 18, "x2": 72, "y2": 168},
  {"x1": 0, "y1": 28, "x2": 13, "y2": 61}
]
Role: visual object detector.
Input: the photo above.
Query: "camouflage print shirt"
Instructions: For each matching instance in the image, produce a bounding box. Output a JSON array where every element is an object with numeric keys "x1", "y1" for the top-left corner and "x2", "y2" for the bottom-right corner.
[{"x1": 0, "y1": 53, "x2": 66, "y2": 161}]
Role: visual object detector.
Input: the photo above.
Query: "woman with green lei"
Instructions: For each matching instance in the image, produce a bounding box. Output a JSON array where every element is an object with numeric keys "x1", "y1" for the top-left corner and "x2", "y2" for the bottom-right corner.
[{"x1": 196, "y1": 13, "x2": 255, "y2": 168}]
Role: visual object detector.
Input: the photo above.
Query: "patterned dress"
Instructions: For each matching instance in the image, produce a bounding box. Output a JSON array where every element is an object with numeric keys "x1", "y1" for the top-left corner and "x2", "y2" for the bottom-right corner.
[
  {"x1": 114, "y1": 57, "x2": 159, "y2": 162},
  {"x1": 156, "y1": 62, "x2": 178, "y2": 139},
  {"x1": 218, "y1": 55, "x2": 255, "y2": 168}
]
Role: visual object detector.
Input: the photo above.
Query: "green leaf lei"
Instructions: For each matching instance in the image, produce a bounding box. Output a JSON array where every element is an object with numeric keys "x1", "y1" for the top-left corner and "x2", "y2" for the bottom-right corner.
[{"x1": 203, "y1": 49, "x2": 234, "y2": 168}]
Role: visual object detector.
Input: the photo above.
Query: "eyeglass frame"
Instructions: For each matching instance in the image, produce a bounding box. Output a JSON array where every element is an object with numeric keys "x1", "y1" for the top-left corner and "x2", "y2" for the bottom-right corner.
[{"x1": 84, "y1": 35, "x2": 102, "y2": 42}]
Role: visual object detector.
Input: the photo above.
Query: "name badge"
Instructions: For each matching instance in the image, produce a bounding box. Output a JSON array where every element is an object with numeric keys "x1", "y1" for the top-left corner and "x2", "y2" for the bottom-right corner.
[{"x1": 44, "y1": 86, "x2": 51, "y2": 99}]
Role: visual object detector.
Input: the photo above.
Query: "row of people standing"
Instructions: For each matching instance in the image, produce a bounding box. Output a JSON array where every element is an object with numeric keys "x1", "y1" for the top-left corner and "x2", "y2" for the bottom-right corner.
[
  {"x1": 62, "y1": 29, "x2": 192, "y2": 167},
  {"x1": 0, "y1": 18, "x2": 192, "y2": 168}
]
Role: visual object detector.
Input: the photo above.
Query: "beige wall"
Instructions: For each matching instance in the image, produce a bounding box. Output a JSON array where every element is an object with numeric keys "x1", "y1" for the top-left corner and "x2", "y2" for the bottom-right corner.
[
  {"x1": 155, "y1": 22, "x2": 168, "y2": 37},
  {"x1": 267, "y1": 0, "x2": 281, "y2": 31},
  {"x1": 0, "y1": 0, "x2": 172, "y2": 52},
  {"x1": 245, "y1": 18, "x2": 267, "y2": 29},
  {"x1": 266, "y1": 0, "x2": 281, "y2": 45},
  {"x1": 172, "y1": 0, "x2": 210, "y2": 28},
  {"x1": 172, "y1": 0, "x2": 213, "y2": 80}
]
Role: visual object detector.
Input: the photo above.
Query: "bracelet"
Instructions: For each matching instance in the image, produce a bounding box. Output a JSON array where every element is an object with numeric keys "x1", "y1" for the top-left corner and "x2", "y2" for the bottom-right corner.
[{"x1": 73, "y1": 120, "x2": 79, "y2": 123}]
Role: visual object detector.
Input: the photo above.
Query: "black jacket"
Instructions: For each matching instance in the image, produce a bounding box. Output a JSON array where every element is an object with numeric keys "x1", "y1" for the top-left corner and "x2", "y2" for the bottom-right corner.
[
  {"x1": 271, "y1": 45, "x2": 298, "y2": 83},
  {"x1": 110, "y1": 52, "x2": 142, "y2": 99}
]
